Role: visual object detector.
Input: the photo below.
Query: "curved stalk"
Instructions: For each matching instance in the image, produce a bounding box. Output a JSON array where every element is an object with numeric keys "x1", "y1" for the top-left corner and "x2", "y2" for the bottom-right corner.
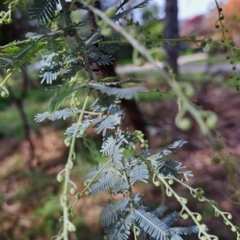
[{"x1": 59, "y1": 94, "x2": 90, "y2": 240}]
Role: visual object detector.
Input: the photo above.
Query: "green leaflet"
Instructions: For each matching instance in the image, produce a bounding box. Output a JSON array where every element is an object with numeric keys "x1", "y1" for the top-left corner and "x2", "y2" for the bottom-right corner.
[
  {"x1": 28, "y1": 0, "x2": 60, "y2": 25},
  {"x1": 0, "y1": 40, "x2": 45, "y2": 70},
  {"x1": 89, "y1": 83, "x2": 148, "y2": 100}
]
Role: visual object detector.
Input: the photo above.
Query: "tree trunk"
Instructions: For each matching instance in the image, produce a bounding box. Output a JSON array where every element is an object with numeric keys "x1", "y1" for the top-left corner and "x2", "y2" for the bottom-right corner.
[
  {"x1": 163, "y1": 0, "x2": 179, "y2": 75},
  {"x1": 97, "y1": 1, "x2": 147, "y2": 137}
]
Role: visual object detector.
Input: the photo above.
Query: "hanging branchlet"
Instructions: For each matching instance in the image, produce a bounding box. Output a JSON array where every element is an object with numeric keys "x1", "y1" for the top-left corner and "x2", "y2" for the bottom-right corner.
[{"x1": 214, "y1": 0, "x2": 227, "y2": 41}]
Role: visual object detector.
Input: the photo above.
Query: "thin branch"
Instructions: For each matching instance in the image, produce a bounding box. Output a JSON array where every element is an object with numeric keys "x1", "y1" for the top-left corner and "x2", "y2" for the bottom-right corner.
[
  {"x1": 84, "y1": 2, "x2": 211, "y2": 137},
  {"x1": 59, "y1": 93, "x2": 90, "y2": 240},
  {"x1": 59, "y1": 0, "x2": 96, "y2": 82}
]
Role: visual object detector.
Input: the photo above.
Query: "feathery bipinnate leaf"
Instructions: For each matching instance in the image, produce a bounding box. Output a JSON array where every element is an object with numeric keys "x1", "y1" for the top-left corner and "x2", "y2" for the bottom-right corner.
[
  {"x1": 160, "y1": 212, "x2": 199, "y2": 237},
  {"x1": 89, "y1": 83, "x2": 148, "y2": 100},
  {"x1": 161, "y1": 212, "x2": 199, "y2": 239},
  {"x1": 99, "y1": 42, "x2": 120, "y2": 54},
  {"x1": 129, "y1": 162, "x2": 149, "y2": 185},
  {"x1": 168, "y1": 226, "x2": 199, "y2": 237},
  {"x1": 133, "y1": 194, "x2": 150, "y2": 213},
  {"x1": 87, "y1": 53, "x2": 114, "y2": 66},
  {"x1": 0, "y1": 56, "x2": 11, "y2": 69},
  {"x1": 133, "y1": 209, "x2": 168, "y2": 240},
  {"x1": 90, "y1": 98, "x2": 123, "y2": 138},
  {"x1": 100, "y1": 198, "x2": 130, "y2": 227},
  {"x1": 40, "y1": 63, "x2": 62, "y2": 84},
  {"x1": 0, "y1": 40, "x2": 45, "y2": 70},
  {"x1": 92, "y1": 113, "x2": 122, "y2": 136},
  {"x1": 90, "y1": 97, "x2": 121, "y2": 113},
  {"x1": 168, "y1": 140, "x2": 187, "y2": 150},
  {"x1": 28, "y1": 0, "x2": 59, "y2": 25},
  {"x1": 64, "y1": 119, "x2": 91, "y2": 138},
  {"x1": 34, "y1": 108, "x2": 80, "y2": 122},
  {"x1": 137, "y1": 209, "x2": 199, "y2": 240},
  {"x1": 150, "y1": 140, "x2": 187, "y2": 162},
  {"x1": 102, "y1": 195, "x2": 198, "y2": 240},
  {"x1": 151, "y1": 206, "x2": 168, "y2": 218},
  {"x1": 40, "y1": 41, "x2": 84, "y2": 82},
  {"x1": 161, "y1": 212, "x2": 179, "y2": 227},
  {"x1": 40, "y1": 40, "x2": 65, "y2": 65},
  {"x1": 62, "y1": 62, "x2": 83, "y2": 81},
  {"x1": 111, "y1": 175, "x2": 129, "y2": 195},
  {"x1": 149, "y1": 140, "x2": 193, "y2": 181},
  {"x1": 105, "y1": 212, "x2": 134, "y2": 240},
  {"x1": 85, "y1": 163, "x2": 129, "y2": 196},
  {"x1": 133, "y1": 193, "x2": 145, "y2": 207},
  {"x1": 100, "y1": 134, "x2": 124, "y2": 164},
  {"x1": 62, "y1": 51, "x2": 85, "y2": 81},
  {"x1": 158, "y1": 160, "x2": 193, "y2": 181},
  {"x1": 49, "y1": 82, "x2": 88, "y2": 111},
  {"x1": 84, "y1": 163, "x2": 112, "y2": 183},
  {"x1": 157, "y1": 159, "x2": 184, "y2": 178},
  {"x1": 89, "y1": 170, "x2": 116, "y2": 196}
]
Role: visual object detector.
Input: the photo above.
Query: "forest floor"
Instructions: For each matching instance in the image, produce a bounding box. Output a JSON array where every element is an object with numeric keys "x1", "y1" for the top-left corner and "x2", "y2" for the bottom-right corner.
[{"x1": 0, "y1": 61, "x2": 240, "y2": 239}]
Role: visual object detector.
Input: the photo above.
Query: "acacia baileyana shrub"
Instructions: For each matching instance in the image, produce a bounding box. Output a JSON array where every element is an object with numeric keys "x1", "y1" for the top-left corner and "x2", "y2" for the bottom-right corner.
[{"x1": 0, "y1": 1, "x2": 240, "y2": 239}]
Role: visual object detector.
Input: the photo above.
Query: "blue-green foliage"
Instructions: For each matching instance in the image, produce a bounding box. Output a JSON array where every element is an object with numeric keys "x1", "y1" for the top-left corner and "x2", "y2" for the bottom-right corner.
[
  {"x1": 102, "y1": 194, "x2": 198, "y2": 240},
  {"x1": 34, "y1": 76, "x2": 197, "y2": 239},
  {"x1": 105, "y1": 212, "x2": 135, "y2": 240},
  {"x1": 0, "y1": 0, "x2": 200, "y2": 239},
  {"x1": 129, "y1": 162, "x2": 149, "y2": 184},
  {"x1": 78, "y1": 97, "x2": 197, "y2": 238},
  {"x1": 98, "y1": 40, "x2": 120, "y2": 54},
  {"x1": 100, "y1": 198, "x2": 130, "y2": 227},
  {"x1": 65, "y1": 119, "x2": 91, "y2": 138},
  {"x1": 49, "y1": 82, "x2": 88, "y2": 111},
  {"x1": 134, "y1": 209, "x2": 168, "y2": 239},
  {"x1": 89, "y1": 170, "x2": 116, "y2": 196},
  {"x1": 89, "y1": 84, "x2": 148, "y2": 100},
  {"x1": 34, "y1": 108, "x2": 80, "y2": 122}
]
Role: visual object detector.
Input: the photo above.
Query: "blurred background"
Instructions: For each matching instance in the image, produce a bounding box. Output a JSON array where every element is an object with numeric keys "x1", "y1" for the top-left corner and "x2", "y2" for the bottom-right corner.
[{"x1": 1, "y1": 0, "x2": 240, "y2": 239}]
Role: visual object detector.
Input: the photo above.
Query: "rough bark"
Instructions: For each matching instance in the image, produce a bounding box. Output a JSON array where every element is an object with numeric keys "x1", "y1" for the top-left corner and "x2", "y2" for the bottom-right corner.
[{"x1": 163, "y1": 0, "x2": 179, "y2": 75}]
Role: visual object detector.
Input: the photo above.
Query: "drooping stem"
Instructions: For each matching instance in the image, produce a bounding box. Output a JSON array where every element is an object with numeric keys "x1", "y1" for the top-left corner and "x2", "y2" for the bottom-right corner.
[
  {"x1": 159, "y1": 176, "x2": 218, "y2": 240},
  {"x1": 0, "y1": 72, "x2": 13, "y2": 89},
  {"x1": 70, "y1": 159, "x2": 112, "y2": 211},
  {"x1": 60, "y1": 94, "x2": 90, "y2": 240}
]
